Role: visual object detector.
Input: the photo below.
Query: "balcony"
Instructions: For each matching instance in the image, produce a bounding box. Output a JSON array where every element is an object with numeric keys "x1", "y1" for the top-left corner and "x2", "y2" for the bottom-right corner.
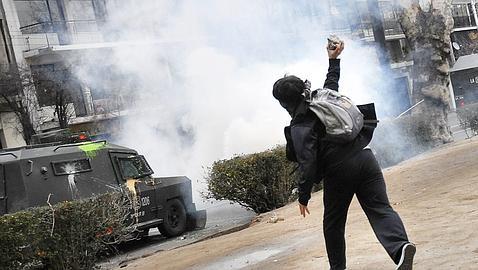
[
  {"x1": 358, "y1": 20, "x2": 404, "y2": 40},
  {"x1": 19, "y1": 20, "x2": 104, "y2": 51},
  {"x1": 383, "y1": 20, "x2": 403, "y2": 36}
]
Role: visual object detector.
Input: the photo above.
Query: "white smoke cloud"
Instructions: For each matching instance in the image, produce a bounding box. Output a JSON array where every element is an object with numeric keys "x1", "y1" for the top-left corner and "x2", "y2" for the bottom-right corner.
[{"x1": 70, "y1": 1, "x2": 397, "y2": 203}]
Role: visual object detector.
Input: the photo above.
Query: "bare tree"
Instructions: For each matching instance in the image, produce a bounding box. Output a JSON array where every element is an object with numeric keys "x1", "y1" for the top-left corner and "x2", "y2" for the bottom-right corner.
[
  {"x1": 395, "y1": 0, "x2": 454, "y2": 144},
  {"x1": 0, "y1": 65, "x2": 38, "y2": 144},
  {"x1": 32, "y1": 66, "x2": 78, "y2": 129},
  {"x1": 55, "y1": 88, "x2": 71, "y2": 129}
]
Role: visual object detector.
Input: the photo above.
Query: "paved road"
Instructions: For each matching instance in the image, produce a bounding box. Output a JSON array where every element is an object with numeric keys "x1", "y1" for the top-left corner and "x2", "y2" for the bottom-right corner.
[{"x1": 98, "y1": 201, "x2": 256, "y2": 269}]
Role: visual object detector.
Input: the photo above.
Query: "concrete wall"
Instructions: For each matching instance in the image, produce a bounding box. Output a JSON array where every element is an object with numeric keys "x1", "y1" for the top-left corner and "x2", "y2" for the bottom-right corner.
[
  {"x1": 0, "y1": 0, "x2": 15, "y2": 66},
  {"x1": 0, "y1": 112, "x2": 26, "y2": 148},
  {"x1": 1, "y1": 0, "x2": 29, "y2": 65},
  {"x1": 0, "y1": 10, "x2": 10, "y2": 66}
]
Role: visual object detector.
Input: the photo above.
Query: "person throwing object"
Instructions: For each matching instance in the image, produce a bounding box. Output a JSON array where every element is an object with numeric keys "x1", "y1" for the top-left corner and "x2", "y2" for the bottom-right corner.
[{"x1": 272, "y1": 40, "x2": 416, "y2": 270}]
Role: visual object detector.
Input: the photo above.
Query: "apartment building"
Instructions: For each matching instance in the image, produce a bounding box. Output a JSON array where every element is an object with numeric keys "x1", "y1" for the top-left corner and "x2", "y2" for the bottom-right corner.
[
  {"x1": 355, "y1": 0, "x2": 478, "y2": 110},
  {"x1": 0, "y1": 0, "x2": 128, "y2": 148},
  {"x1": 1, "y1": 3, "x2": 25, "y2": 149},
  {"x1": 449, "y1": 0, "x2": 478, "y2": 107},
  {"x1": 353, "y1": 0, "x2": 414, "y2": 117}
]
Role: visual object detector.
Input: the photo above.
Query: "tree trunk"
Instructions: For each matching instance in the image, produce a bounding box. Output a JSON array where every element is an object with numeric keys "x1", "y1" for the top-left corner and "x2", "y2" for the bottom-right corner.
[
  {"x1": 1, "y1": 94, "x2": 36, "y2": 145},
  {"x1": 56, "y1": 90, "x2": 69, "y2": 129},
  {"x1": 397, "y1": 0, "x2": 454, "y2": 144}
]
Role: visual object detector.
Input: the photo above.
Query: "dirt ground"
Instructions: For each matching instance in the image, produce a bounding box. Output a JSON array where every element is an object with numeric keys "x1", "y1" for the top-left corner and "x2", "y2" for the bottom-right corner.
[{"x1": 118, "y1": 138, "x2": 478, "y2": 270}]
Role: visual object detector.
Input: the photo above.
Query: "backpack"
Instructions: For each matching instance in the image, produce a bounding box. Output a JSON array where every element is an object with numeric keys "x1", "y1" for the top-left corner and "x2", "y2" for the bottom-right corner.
[
  {"x1": 283, "y1": 101, "x2": 376, "y2": 163},
  {"x1": 305, "y1": 88, "x2": 364, "y2": 143}
]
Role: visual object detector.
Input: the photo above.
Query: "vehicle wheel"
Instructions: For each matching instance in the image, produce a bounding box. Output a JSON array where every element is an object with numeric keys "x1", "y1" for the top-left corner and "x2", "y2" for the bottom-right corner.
[{"x1": 158, "y1": 198, "x2": 187, "y2": 237}]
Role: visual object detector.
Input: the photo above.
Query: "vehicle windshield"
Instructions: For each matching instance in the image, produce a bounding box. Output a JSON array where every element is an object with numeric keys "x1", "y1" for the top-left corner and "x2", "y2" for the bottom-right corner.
[{"x1": 118, "y1": 155, "x2": 153, "y2": 179}]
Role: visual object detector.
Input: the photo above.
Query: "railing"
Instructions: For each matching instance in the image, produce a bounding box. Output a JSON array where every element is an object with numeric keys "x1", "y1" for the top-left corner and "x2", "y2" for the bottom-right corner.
[
  {"x1": 383, "y1": 20, "x2": 403, "y2": 36},
  {"x1": 20, "y1": 20, "x2": 101, "y2": 34},
  {"x1": 358, "y1": 20, "x2": 403, "y2": 39},
  {"x1": 359, "y1": 22, "x2": 374, "y2": 39},
  {"x1": 19, "y1": 20, "x2": 104, "y2": 51},
  {"x1": 453, "y1": 15, "x2": 476, "y2": 28}
]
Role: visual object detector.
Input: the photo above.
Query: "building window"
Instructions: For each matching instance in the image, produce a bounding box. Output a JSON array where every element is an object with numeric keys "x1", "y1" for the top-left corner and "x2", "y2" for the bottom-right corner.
[
  {"x1": 16, "y1": 0, "x2": 99, "y2": 34},
  {"x1": 52, "y1": 159, "x2": 92, "y2": 175},
  {"x1": 451, "y1": 29, "x2": 478, "y2": 59},
  {"x1": 92, "y1": 0, "x2": 108, "y2": 22},
  {"x1": 356, "y1": 2, "x2": 373, "y2": 38},
  {"x1": 14, "y1": 0, "x2": 51, "y2": 29},
  {"x1": 31, "y1": 64, "x2": 87, "y2": 116},
  {"x1": 355, "y1": 1, "x2": 404, "y2": 38},
  {"x1": 380, "y1": 2, "x2": 403, "y2": 36},
  {"x1": 452, "y1": 4, "x2": 476, "y2": 28},
  {"x1": 386, "y1": 39, "x2": 411, "y2": 63},
  {"x1": 31, "y1": 64, "x2": 69, "y2": 107}
]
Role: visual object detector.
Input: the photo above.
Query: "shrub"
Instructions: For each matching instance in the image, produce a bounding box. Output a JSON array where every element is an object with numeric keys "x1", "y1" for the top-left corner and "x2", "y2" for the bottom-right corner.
[
  {"x1": 204, "y1": 146, "x2": 302, "y2": 213},
  {"x1": 457, "y1": 103, "x2": 478, "y2": 138},
  {"x1": 0, "y1": 207, "x2": 50, "y2": 269},
  {"x1": 0, "y1": 192, "x2": 134, "y2": 270},
  {"x1": 205, "y1": 114, "x2": 437, "y2": 212},
  {"x1": 370, "y1": 113, "x2": 435, "y2": 168}
]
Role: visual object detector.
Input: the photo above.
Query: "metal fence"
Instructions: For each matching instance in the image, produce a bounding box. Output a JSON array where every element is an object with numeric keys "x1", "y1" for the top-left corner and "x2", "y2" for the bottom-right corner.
[
  {"x1": 20, "y1": 20, "x2": 100, "y2": 34},
  {"x1": 19, "y1": 20, "x2": 104, "y2": 51}
]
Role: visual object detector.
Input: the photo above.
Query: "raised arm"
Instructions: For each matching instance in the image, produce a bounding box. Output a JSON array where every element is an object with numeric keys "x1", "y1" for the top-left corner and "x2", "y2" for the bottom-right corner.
[
  {"x1": 323, "y1": 59, "x2": 341, "y2": 91},
  {"x1": 323, "y1": 41, "x2": 344, "y2": 91}
]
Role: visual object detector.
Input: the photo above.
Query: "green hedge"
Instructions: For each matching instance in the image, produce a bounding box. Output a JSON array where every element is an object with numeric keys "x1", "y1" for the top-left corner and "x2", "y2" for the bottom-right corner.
[
  {"x1": 370, "y1": 113, "x2": 435, "y2": 168},
  {"x1": 0, "y1": 193, "x2": 134, "y2": 270},
  {"x1": 205, "y1": 146, "x2": 302, "y2": 213},
  {"x1": 457, "y1": 103, "x2": 478, "y2": 138},
  {"x1": 205, "y1": 114, "x2": 440, "y2": 213}
]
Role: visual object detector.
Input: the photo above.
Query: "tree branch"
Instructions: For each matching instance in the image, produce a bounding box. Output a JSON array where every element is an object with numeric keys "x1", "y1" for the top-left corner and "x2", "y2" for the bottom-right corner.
[{"x1": 47, "y1": 193, "x2": 55, "y2": 237}]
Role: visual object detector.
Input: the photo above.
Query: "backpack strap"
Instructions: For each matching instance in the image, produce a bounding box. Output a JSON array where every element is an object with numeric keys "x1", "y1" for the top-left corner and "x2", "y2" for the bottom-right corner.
[{"x1": 284, "y1": 126, "x2": 298, "y2": 162}]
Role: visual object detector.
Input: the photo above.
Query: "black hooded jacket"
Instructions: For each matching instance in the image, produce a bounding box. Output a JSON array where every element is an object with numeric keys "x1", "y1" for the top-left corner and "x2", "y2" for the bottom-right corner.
[{"x1": 289, "y1": 59, "x2": 376, "y2": 205}]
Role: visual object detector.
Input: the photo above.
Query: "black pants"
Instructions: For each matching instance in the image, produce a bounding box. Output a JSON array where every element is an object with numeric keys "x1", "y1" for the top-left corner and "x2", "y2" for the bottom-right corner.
[{"x1": 323, "y1": 149, "x2": 409, "y2": 270}]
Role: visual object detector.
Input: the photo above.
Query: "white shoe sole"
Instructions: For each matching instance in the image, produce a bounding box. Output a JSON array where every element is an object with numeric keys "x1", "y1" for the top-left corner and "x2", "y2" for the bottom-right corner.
[{"x1": 396, "y1": 243, "x2": 416, "y2": 270}]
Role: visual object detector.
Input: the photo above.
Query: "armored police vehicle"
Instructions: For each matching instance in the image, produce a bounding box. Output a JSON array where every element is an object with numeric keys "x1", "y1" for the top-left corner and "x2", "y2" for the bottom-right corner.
[{"x1": 0, "y1": 135, "x2": 206, "y2": 238}]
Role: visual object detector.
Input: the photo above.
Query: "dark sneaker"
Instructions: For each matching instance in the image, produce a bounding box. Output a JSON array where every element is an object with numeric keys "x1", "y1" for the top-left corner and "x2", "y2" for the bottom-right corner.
[{"x1": 396, "y1": 243, "x2": 416, "y2": 270}]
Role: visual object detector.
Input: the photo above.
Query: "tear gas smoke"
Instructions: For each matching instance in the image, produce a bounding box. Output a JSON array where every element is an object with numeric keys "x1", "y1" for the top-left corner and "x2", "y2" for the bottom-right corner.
[{"x1": 71, "y1": 1, "x2": 405, "y2": 205}]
